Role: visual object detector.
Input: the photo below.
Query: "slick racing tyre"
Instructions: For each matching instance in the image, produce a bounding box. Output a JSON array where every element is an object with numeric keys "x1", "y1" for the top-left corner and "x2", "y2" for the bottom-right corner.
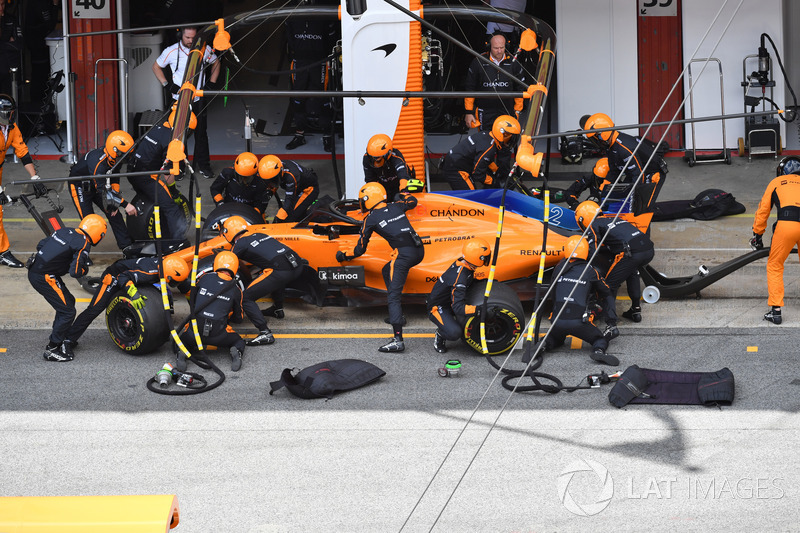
[
  {"x1": 462, "y1": 281, "x2": 525, "y2": 355},
  {"x1": 126, "y1": 194, "x2": 192, "y2": 242},
  {"x1": 201, "y1": 203, "x2": 264, "y2": 240},
  {"x1": 106, "y1": 285, "x2": 170, "y2": 355}
]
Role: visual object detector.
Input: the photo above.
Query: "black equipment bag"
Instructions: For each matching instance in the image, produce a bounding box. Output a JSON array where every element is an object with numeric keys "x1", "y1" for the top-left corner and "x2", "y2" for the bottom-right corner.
[
  {"x1": 608, "y1": 365, "x2": 734, "y2": 408},
  {"x1": 269, "y1": 359, "x2": 385, "y2": 399},
  {"x1": 652, "y1": 188, "x2": 746, "y2": 221}
]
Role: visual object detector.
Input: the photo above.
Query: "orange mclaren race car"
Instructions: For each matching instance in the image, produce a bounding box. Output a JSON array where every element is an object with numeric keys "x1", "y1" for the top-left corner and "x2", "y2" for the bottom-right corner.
[{"x1": 104, "y1": 191, "x2": 578, "y2": 357}]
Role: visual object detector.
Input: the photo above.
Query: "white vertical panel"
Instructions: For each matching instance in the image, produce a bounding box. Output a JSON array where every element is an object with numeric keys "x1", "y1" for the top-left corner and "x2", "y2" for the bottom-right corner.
[
  {"x1": 682, "y1": 0, "x2": 784, "y2": 150},
  {"x1": 341, "y1": 0, "x2": 414, "y2": 198},
  {"x1": 555, "y1": 0, "x2": 638, "y2": 135}
]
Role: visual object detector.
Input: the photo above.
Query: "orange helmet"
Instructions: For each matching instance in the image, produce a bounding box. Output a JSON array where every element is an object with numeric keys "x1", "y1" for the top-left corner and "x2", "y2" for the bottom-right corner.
[
  {"x1": 565, "y1": 235, "x2": 589, "y2": 260},
  {"x1": 104, "y1": 130, "x2": 134, "y2": 164},
  {"x1": 593, "y1": 157, "x2": 610, "y2": 179},
  {"x1": 234, "y1": 152, "x2": 259, "y2": 177},
  {"x1": 78, "y1": 214, "x2": 107, "y2": 245},
  {"x1": 221, "y1": 215, "x2": 249, "y2": 243},
  {"x1": 214, "y1": 250, "x2": 239, "y2": 275},
  {"x1": 491, "y1": 115, "x2": 520, "y2": 144},
  {"x1": 463, "y1": 237, "x2": 492, "y2": 267},
  {"x1": 581, "y1": 113, "x2": 618, "y2": 146},
  {"x1": 359, "y1": 182, "x2": 387, "y2": 211},
  {"x1": 165, "y1": 106, "x2": 197, "y2": 130},
  {"x1": 163, "y1": 256, "x2": 190, "y2": 283},
  {"x1": 575, "y1": 200, "x2": 601, "y2": 229},
  {"x1": 258, "y1": 155, "x2": 282, "y2": 181},
  {"x1": 366, "y1": 134, "x2": 392, "y2": 167}
]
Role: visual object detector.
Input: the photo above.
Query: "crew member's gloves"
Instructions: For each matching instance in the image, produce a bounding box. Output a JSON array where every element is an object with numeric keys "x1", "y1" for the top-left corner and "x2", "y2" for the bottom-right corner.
[
  {"x1": 204, "y1": 79, "x2": 222, "y2": 91},
  {"x1": 336, "y1": 251, "x2": 350, "y2": 262},
  {"x1": 165, "y1": 81, "x2": 181, "y2": 95},
  {"x1": 484, "y1": 175, "x2": 494, "y2": 186},
  {"x1": 168, "y1": 183, "x2": 182, "y2": 204},
  {"x1": 405, "y1": 178, "x2": 425, "y2": 193},
  {"x1": 0, "y1": 186, "x2": 11, "y2": 205},
  {"x1": 566, "y1": 197, "x2": 579, "y2": 210},
  {"x1": 750, "y1": 232, "x2": 764, "y2": 250},
  {"x1": 126, "y1": 282, "x2": 147, "y2": 310},
  {"x1": 30, "y1": 175, "x2": 47, "y2": 198}
]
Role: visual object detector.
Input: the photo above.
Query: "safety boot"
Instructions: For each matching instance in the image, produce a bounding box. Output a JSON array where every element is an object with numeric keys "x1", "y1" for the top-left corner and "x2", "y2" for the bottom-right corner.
[
  {"x1": 230, "y1": 346, "x2": 243, "y2": 372},
  {"x1": 0, "y1": 250, "x2": 24, "y2": 268},
  {"x1": 433, "y1": 331, "x2": 447, "y2": 354},
  {"x1": 285, "y1": 134, "x2": 306, "y2": 150},
  {"x1": 60, "y1": 341, "x2": 76, "y2": 360},
  {"x1": 764, "y1": 307, "x2": 782, "y2": 325},
  {"x1": 323, "y1": 135, "x2": 333, "y2": 153},
  {"x1": 591, "y1": 348, "x2": 619, "y2": 366},
  {"x1": 262, "y1": 305, "x2": 285, "y2": 319},
  {"x1": 379, "y1": 336, "x2": 405, "y2": 353},
  {"x1": 43, "y1": 342, "x2": 72, "y2": 362},
  {"x1": 622, "y1": 306, "x2": 642, "y2": 323},
  {"x1": 603, "y1": 325, "x2": 620, "y2": 340},
  {"x1": 247, "y1": 329, "x2": 275, "y2": 346}
]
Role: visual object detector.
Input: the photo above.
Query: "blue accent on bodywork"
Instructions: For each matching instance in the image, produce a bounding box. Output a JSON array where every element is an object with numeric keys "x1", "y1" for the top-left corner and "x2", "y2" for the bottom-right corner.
[{"x1": 430, "y1": 189, "x2": 580, "y2": 231}]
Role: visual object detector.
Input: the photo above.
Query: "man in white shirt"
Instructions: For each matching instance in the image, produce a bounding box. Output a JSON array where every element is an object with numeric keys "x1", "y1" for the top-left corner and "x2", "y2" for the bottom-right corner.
[{"x1": 152, "y1": 27, "x2": 220, "y2": 178}]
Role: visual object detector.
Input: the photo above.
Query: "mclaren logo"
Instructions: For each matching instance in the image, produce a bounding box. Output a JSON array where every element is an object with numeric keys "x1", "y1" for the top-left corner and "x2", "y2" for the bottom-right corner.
[{"x1": 373, "y1": 43, "x2": 397, "y2": 57}]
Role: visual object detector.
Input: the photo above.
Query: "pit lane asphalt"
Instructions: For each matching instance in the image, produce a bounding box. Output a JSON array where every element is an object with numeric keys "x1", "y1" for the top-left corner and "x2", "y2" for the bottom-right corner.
[{"x1": 0, "y1": 154, "x2": 798, "y2": 531}]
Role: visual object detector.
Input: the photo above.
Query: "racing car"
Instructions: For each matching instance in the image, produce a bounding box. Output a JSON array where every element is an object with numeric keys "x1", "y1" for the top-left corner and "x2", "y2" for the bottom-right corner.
[{"x1": 105, "y1": 190, "x2": 577, "y2": 357}]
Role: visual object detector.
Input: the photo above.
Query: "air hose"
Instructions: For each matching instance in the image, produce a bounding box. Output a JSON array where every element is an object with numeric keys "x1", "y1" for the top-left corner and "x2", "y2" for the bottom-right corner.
[{"x1": 146, "y1": 354, "x2": 226, "y2": 396}]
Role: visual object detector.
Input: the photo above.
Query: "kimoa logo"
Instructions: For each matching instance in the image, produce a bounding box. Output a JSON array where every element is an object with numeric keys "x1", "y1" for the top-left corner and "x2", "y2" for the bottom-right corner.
[
  {"x1": 373, "y1": 43, "x2": 397, "y2": 57},
  {"x1": 557, "y1": 458, "x2": 614, "y2": 516},
  {"x1": 331, "y1": 271, "x2": 360, "y2": 280}
]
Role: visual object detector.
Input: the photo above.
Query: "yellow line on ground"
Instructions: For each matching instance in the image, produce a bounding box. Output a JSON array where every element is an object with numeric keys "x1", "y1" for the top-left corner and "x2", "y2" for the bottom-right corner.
[
  {"x1": 0, "y1": 348, "x2": 6, "y2": 353},
  {"x1": 747, "y1": 346, "x2": 758, "y2": 352},
  {"x1": 241, "y1": 333, "x2": 435, "y2": 339}
]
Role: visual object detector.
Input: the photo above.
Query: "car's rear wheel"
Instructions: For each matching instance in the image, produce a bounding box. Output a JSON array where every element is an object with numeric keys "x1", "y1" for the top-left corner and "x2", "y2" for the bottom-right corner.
[
  {"x1": 106, "y1": 285, "x2": 170, "y2": 355},
  {"x1": 462, "y1": 281, "x2": 525, "y2": 355}
]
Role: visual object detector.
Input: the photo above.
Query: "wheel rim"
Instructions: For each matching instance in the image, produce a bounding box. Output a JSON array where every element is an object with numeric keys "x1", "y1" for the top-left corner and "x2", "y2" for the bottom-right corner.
[
  {"x1": 464, "y1": 308, "x2": 523, "y2": 355},
  {"x1": 108, "y1": 302, "x2": 141, "y2": 344}
]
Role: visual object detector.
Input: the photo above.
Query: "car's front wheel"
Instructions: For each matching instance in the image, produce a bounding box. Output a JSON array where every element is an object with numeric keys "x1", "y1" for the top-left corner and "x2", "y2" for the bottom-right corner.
[
  {"x1": 462, "y1": 281, "x2": 525, "y2": 355},
  {"x1": 106, "y1": 285, "x2": 170, "y2": 355}
]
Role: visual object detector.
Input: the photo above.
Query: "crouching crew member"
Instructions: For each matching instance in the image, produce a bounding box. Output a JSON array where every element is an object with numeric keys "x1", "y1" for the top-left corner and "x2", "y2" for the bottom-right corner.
[
  {"x1": 337, "y1": 183, "x2": 424, "y2": 352},
  {"x1": 63, "y1": 256, "x2": 190, "y2": 352},
  {"x1": 544, "y1": 235, "x2": 617, "y2": 365},
  {"x1": 363, "y1": 134, "x2": 413, "y2": 200},
  {"x1": 575, "y1": 200, "x2": 655, "y2": 333},
  {"x1": 69, "y1": 130, "x2": 138, "y2": 250},
  {"x1": 258, "y1": 155, "x2": 319, "y2": 223},
  {"x1": 221, "y1": 216, "x2": 304, "y2": 346},
  {"x1": 426, "y1": 238, "x2": 491, "y2": 354},
  {"x1": 28, "y1": 214, "x2": 107, "y2": 362},
  {"x1": 439, "y1": 115, "x2": 519, "y2": 190},
  {"x1": 751, "y1": 156, "x2": 800, "y2": 324},
  {"x1": 210, "y1": 152, "x2": 271, "y2": 221},
  {"x1": 177, "y1": 251, "x2": 247, "y2": 372},
  {"x1": 565, "y1": 157, "x2": 610, "y2": 210}
]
